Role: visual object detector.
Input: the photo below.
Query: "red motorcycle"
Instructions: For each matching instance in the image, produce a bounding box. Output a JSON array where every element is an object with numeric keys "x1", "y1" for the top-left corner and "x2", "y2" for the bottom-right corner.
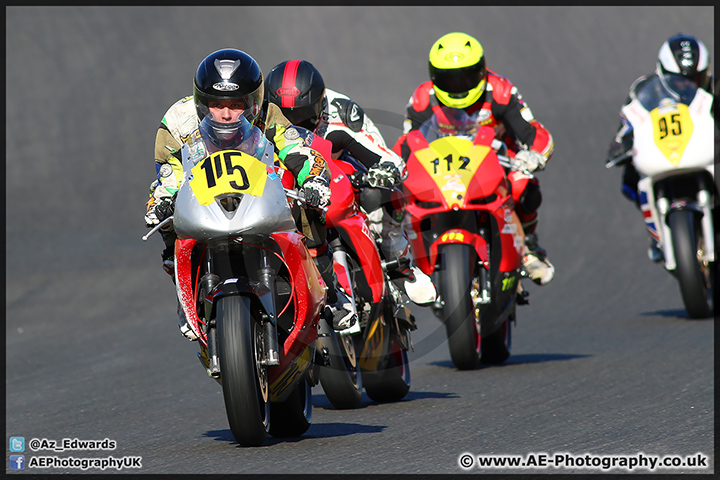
[
  {"x1": 393, "y1": 105, "x2": 525, "y2": 370},
  {"x1": 313, "y1": 136, "x2": 414, "y2": 403}
]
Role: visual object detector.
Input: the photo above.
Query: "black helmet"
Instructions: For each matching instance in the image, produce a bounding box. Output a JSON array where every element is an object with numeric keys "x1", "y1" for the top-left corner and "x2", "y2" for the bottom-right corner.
[
  {"x1": 193, "y1": 49, "x2": 264, "y2": 125},
  {"x1": 265, "y1": 60, "x2": 326, "y2": 131},
  {"x1": 656, "y1": 34, "x2": 711, "y2": 90}
]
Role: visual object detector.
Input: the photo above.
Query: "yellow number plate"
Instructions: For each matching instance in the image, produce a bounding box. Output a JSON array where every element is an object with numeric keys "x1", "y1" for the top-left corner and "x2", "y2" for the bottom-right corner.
[
  {"x1": 650, "y1": 102, "x2": 693, "y2": 165},
  {"x1": 189, "y1": 150, "x2": 268, "y2": 206},
  {"x1": 414, "y1": 137, "x2": 490, "y2": 208}
]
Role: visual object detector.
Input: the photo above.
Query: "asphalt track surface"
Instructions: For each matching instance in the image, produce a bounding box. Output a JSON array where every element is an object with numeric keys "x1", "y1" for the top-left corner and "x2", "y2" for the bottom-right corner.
[{"x1": 5, "y1": 6, "x2": 715, "y2": 475}]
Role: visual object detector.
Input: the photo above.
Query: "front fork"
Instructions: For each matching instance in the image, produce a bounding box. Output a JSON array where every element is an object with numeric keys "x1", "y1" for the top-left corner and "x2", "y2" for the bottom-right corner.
[
  {"x1": 656, "y1": 186, "x2": 715, "y2": 271},
  {"x1": 198, "y1": 247, "x2": 281, "y2": 380}
]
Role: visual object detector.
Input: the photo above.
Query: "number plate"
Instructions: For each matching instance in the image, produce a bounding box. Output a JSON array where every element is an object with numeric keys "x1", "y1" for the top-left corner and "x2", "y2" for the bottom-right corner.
[
  {"x1": 650, "y1": 101, "x2": 693, "y2": 165},
  {"x1": 189, "y1": 150, "x2": 269, "y2": 205}
]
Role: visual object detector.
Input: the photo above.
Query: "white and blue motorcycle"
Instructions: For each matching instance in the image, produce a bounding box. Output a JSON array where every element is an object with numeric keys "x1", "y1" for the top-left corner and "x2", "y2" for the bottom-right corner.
[{"x1": 608, "y1": 74, "x2": 716, "y2": 318}]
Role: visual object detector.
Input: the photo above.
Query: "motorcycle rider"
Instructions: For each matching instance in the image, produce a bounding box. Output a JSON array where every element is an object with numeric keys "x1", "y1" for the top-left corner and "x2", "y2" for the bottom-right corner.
[
  {"x1": 605, "y1": 33, "x2": 712, "y2": 262},
  {"x1": 264, "y1": 59, "x2": 437, "y2": 306},
  {"x1": 394, "y1": 32, "x2": 555, "y2": 286},
  {"x1": 144, "y1": 48, "x2": 357, "y2": 340}
]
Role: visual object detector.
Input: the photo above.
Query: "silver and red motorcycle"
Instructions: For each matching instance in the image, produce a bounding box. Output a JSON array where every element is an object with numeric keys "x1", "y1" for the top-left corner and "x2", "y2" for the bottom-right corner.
[{"x1": 145, "y1": 115, "x2": 334, "y2": 446}]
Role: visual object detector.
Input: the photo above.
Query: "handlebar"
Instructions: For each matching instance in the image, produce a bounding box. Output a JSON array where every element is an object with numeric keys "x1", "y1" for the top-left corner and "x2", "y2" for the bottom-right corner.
[
  {"x1": 496, "y1": 154, "x2": 535, "y2": 178},
  {"x1": 605, "y1": 151, "x2": 632, "y2": 169},
  {"x1": 284, "y1": 188, "x2": 329, "y2": 213},
  {"x1": 142, "y1": 215, "x2": 174, "y2": 241}
]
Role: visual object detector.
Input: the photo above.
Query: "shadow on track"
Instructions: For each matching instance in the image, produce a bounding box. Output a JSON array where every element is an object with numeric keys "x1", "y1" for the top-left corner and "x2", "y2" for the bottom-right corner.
[
  {"x1": 429, "y1": 352, "x2": 591, "y2": 370},
  {"x1": 203, "y1": 422, "x2": 387, "y2": 447},
  {"x1": 312, "y1": 390, "x2": 460, "y2": 410}
]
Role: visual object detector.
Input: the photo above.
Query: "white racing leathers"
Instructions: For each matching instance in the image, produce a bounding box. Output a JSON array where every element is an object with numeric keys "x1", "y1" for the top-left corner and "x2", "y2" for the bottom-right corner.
[{"x1": 315, "y1": 89, "x2": 435, "y2": 305}]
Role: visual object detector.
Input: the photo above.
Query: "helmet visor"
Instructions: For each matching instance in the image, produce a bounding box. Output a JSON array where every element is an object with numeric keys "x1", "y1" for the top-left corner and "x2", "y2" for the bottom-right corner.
[
  {"x1": 195, "y1": 87, "x2": 263, "y2": 125},
  {"x1": 280, "y1": 100, "x2": 324, "y2": 131},
  {"x1": 430, "y1": 58, "x2": 487, "y2": 94}
]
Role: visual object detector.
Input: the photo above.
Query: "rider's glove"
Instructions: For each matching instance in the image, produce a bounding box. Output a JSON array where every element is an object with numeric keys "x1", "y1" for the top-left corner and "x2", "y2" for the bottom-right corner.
[
  {"x1": 300, "y1": 176, "x2": 332, "y2": 210},
  {"x1": 367, "y1": 161, "x2": 402, "y2": 188},
  {"x1": 511, "y1": 149, "x2": 546, "y2": 173},
  {"x1": 145, "y1": 198, "x2": 175, "y2": 229},
  {"x1": 605, "y1": 136, "x2": 633, "y2": 166}
]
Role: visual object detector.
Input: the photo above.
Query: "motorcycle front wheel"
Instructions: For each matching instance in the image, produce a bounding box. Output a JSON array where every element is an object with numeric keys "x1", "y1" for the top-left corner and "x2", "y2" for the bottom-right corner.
[
  {"x1": 440, "y1": 243, "x2": 481, "y2": 370},
  {"x1": 217, "y1": 295, "x2": 270, "y2": 447},
  {"x1": 668, "y1": 209, "x2": 714, "y2": 318}
]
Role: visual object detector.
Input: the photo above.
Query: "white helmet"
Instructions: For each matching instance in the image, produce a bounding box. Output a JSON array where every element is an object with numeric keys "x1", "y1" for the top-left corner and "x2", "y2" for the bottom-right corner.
[{"x1": 656, "y1": 33, "x2": 711, "y2": 90}]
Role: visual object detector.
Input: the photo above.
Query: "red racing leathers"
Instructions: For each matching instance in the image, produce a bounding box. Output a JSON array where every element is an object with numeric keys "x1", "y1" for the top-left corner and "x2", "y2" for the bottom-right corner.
[{"x1": 393, "y1": 70, "x2": 554, "y2": 234}]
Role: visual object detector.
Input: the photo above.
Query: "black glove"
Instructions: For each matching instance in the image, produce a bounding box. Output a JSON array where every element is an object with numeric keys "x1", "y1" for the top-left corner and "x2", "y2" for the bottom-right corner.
[
  {"x1": 300, "y1": 177, "x2": 331, "y2": 210},
  {"x1": 367, "y1": 161, "x2": 401, "y2": 188},
  {"x1": 145, "y1": 195, "x2": 176, "y2": 229},
  {"x1": 154, "y1": 199, "x2": 174, "y2": 223},
  {"x1": 606, "y1": 134, "x2": 633, "y2": 166}
]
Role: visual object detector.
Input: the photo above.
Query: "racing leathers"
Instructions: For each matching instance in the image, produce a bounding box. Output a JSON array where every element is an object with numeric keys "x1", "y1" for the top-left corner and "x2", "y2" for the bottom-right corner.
[
  {"x1": 606, "y1": 72, "x2": 716, "y2": 206},
  {"x1": 145, "y1": 96, "x2": 356, "y2": 337},
  {"x1": 393, "y1": 70, "x2": 556, "y2": 286},
  {"x1": 312, "y1": 88, "x2": 437, "y2": 306}
]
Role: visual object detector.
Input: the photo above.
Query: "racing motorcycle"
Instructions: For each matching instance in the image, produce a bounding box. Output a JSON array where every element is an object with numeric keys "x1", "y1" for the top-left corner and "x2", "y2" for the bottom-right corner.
[
  {"x1": 320, "y1": 144, "x2": 414, "y2": 404},
  {"x1": 143, "y1": 115, "x2": 328, "y2": 447},
  {"x1": 607, "y1": 73, "x2": 716, "y2": 319},
  {"x1": 395, "y1": 106, "x2": 525, "y2": 370}
]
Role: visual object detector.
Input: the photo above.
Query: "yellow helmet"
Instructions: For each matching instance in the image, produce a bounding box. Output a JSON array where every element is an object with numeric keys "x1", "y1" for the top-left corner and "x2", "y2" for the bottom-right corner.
[{"x1": 428, "y1": 32, "x2": 487, "y2": 109}]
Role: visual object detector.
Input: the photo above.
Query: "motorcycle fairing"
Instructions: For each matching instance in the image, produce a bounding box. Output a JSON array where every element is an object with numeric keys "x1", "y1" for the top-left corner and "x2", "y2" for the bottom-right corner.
[
  {"x1": 268, "y1": 344, "x2": 313, "y2": 402},
  {"x1": 428, "y1": 228, "x2": 489, "y2": 273},
  {"x1": 358, "y1": 314, "x2": 387, "y2": 372},
  {"x1": 175, "y1": 237, "x2": 204, "y2": 343},
  {"x1": 324, "y1": 155, "x2": 386, "y2": 303},
  {"x1": 175, "y1": 141, "x2": 297, "y2": 240},
  {"x1": 270, "y1": 231, "x2": 326, "y2": 354},
  {"x1": 404, "y1": 125, "x2": 524, "y2": 276},
  {"x1": 334, "y1": 214, "x2": 385, "y2": 303},
  {"x1": 623, "y1": 76, "x2": 714, "y2": 177},
  {"x1": 638, "y1": 184, "x2": 663, "y2": 243}
]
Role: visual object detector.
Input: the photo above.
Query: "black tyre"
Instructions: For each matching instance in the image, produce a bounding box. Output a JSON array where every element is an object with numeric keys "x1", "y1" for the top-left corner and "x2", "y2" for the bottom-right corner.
[
  {"x1": 268, "y1": 379, "x2": 312, "y2": 438},
  {"x1": 439, "y1": 244, "x2": 480, "y2": 370},
  {"x1": 480, "y1": 315, "x2": 512, "y2": 365},
  {"x1": 217, "y1": 296, "x2": 270, "y2": 447},
  {"x1": 318, "y1": 327, "x2": 363, "y2": 409},
  {"x1": 363, "y1": 340, "x2": 411, "y2": 403},
  {"x1": 668, "y1": 209, "x2": 714, "y2": 318}
]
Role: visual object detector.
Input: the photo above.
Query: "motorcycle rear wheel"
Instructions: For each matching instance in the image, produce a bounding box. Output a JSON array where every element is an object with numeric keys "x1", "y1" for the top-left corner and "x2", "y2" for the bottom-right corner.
[
  {"x1": 480, "y1": 314, "x2": 512, "y2": 364},
  {"x1": 318, "y1": 326, "x2": 363, "y2": 409},
  {"x1": 363, "y1": 340, "x2": 411, "y2": 402},
  {"x1": 217, "y1": 295, "x2": 270, "y2": 447},
  {"x1": 268, "y1": 379, "x2": 312, "y2": 438},
  {"x1": 668, "y1": 209, "x2": 714, "y2": 318},
  {"x1": 440, "y1": 243, "x2": 481, "y2": 370}
]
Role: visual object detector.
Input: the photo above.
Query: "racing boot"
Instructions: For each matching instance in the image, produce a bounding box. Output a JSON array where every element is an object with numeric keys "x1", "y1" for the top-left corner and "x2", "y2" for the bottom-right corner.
[
  {"x1": 313, "y1": 246, "x2": 358, "y2": 331},
  {"x1": 397, "y1": 257, "x2": 437, "y2": 306},
  {"x1": 177, "y1": 299, "x2": 198, "y2": 341},
  {"x1": 383, "y1": 244, "x2": 437, "y2": 306},
  {"x1": 522, "y1": 232, "x2": 555, "y2": 285},
  {"x1": 325, "y1": 286, "x2": 358, "y2": 331},
  {"x1": 647, "y1": 238, "x2": 663, "y2": 263},
  {"x1": 373, "y1": 208, "x2": 437, "y2": 306}
]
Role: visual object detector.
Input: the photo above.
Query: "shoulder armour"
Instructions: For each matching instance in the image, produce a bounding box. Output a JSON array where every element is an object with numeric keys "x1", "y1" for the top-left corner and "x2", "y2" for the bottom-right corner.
[
  {"x1": 487, "y1": 72, "x2": 513, "y2": 105},
  {"x1": 330, "y1": 97, "x2": 364, "y2": 132},
  {"x1": 411, "y1": 81, "x2": 434, "y2": 112}
]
